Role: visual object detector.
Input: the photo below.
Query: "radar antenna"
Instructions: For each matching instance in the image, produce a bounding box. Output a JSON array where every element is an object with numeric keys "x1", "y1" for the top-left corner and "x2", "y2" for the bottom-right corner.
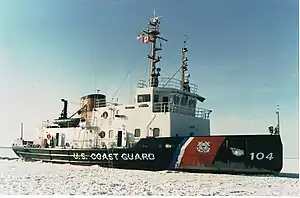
[
  {"x1": 137, "y1": 11, "x2": 168, "y2": 87},
  {"x1": 180, "y1": 35, "x2": 190, "y2": 92}
]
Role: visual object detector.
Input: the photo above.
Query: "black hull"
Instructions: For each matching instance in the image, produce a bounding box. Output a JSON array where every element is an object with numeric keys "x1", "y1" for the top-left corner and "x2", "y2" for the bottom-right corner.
[{"x1": 12, "y1": 134, "x2": 283, "y2": 176}]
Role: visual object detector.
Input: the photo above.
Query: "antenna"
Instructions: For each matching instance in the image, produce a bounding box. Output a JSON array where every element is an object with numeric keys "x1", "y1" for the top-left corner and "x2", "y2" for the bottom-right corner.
[
  {"x1": 94, "y1": 75, "x2": 97, "y2": 94},
  {"x1": 111, "y1": 69, "x2": 131, "y2": 102},
  {"x1": 163, "y1": 35, "x2": 191, "y2": 89},
  {"x1": 180, "y1": 35, "x2": 190, "y2": 92},
  {"x1": 20, "y1": 122, "x2": 24, "y2": 140},
  {"x1": 268, "y1": 105, "x2": 280, "y2": 135},
  {"x1": 275, "y1": 105, "x2": 280, "y2": 135},
  {"x1": 137, "y1": 12, "x2": 168, "y2": 87}
]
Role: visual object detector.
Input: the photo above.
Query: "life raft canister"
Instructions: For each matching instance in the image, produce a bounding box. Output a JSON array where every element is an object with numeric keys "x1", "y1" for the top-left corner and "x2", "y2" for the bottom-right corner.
[
  {"x1": 99, "y1": 131, "x2": 105, "y2": 138},
  {"x1": 102, "y1": 111, "x2": 108, "y2": 119},
  {"x1": 46, "y1": 134, "x2": 51, "y2": 140}
]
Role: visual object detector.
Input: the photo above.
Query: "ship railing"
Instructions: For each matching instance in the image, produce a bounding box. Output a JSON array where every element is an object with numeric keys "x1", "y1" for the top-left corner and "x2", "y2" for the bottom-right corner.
[
  {"x1": 40, "y1": 120, "x2": 58, "y2": 129},
  {"x1": 152, "y1": 101, "x2": 212, "y2": 119},
  {"x1": 93, "y1": 100, "x2": 125, "y2": 108},
  {"x1": 137, "y1": 80, "x2": 148, "y2": 88},
  {"x1": 72, "y1": 138, "x2": 119, "y2": 149},
  {"x1": 79, "y1": 98, "x2": 124, "y2": 109},
  {"x1": 137, "y1": 77, "x2": 198, "y2": 94}
]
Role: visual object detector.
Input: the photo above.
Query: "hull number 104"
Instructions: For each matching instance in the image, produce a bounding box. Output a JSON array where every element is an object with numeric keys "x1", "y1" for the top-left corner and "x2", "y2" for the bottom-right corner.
[{"x1": 249, "y1": 152, "x2": 274, "y2": 160}]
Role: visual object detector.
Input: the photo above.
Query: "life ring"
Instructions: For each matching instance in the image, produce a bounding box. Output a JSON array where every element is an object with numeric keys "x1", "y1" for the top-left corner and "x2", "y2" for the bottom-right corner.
[
  {"x1": 46, "y1": 134, "x2": 51, "y2": 140},
  {"x1": 99, "y1": 131, "x2": 105, "y2": 138},
  {"x1": 102, "y1": 111, "x2": 108, "y2": 118}
]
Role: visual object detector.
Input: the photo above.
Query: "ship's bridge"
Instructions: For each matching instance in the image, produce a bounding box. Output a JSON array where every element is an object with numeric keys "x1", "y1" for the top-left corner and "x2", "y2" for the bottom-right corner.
[{"x1": 136, "y1": 77, "x2": 211, "y2": 119}]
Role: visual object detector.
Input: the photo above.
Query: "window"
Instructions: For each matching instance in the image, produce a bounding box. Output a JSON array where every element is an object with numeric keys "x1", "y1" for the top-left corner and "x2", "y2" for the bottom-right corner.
[
  {"x1": 134, "y1": 129, "x2": 141, "y2": 137},
  {"x1": 125, "y1": 106, "x2": 135, "y2": 109},
  {"x1": 153, "y1": 128, "x2": 160, "y2": 137},
  {"x1": 95, "y1": 98, "x2": 106, "y2": 108},
  {"x1": 137, "y1": 94, "x2": 151, "y2": 103},
  {"x1": 181, "y1": 97, "x2": 188, "y2": 106},
  {"x1": 162, "y1": 97, "x2": 169, "y2": 103},
  {"x1": 109, "y1": 130, "x2": 114, "y2": 138},
  {"x1": 188, "y1": 99, "x2": 196, "y2": 108},
  {"x1": 153, "y1": 95, "x2": 159, "y2": 102},
  {"x1": 173, "y1": 95, "x2": 180, "y2": 105}
]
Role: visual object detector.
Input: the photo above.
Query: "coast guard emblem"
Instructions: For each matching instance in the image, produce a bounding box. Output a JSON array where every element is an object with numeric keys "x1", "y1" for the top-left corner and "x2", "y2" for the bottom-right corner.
[{"x1": 197, "y1": 141, "x2": 210, "y2": 153}]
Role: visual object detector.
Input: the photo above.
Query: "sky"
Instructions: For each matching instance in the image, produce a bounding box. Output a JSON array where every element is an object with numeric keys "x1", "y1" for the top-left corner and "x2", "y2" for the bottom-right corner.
[{"x1": 0, "y1": 0, "x2": 298, "y2": 159}]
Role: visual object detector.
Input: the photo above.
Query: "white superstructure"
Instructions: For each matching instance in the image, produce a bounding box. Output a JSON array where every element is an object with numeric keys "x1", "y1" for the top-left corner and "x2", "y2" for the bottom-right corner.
[
  {"x1": 29, "y1": 14, "x2": 212, "y2": 150},
  {"x1": 39, "y1": 78, "x2": 211, "y2": 149}
]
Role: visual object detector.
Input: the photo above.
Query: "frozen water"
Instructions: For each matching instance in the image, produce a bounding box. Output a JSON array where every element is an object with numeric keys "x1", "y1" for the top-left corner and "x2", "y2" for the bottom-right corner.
[{"x1": 0, "y1": 160, "x2": 298, "y2": 196}]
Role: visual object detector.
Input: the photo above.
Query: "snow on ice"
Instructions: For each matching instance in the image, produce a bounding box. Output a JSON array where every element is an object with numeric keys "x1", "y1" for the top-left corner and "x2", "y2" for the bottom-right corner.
[{"x1": 0, "y1": 160, "x2": 298, "y2": 196}]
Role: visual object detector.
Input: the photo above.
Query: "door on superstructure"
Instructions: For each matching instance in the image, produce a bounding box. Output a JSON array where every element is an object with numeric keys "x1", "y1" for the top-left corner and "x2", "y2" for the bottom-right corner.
[
  {"x1": 117, "y1": 131, "x2": 122, "y2": 147},
  {"x1": 162, "y1": 96, "x2": 169, "y2": 112}
]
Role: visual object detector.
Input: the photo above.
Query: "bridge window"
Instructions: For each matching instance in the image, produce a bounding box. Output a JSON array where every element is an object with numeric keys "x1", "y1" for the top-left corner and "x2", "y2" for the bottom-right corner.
[
  {"x1": 153, "y1": 95, "x2": 159, "y2": 102},
  {"x1": 188, "y1": 99, "x2": 196, "y2": 108},
  {"x1": 153, "y1": 128, "x2": 160, "y2": 137},
  {"x1": 137, "y1": 94, "x2": 151, "y2": 103},
  {"x1": 134, "y1": 128, "x2": 141, "y2": 137},
  {"x1": 173, "y1": 95, "x2": 180, "y2": 105},
  {"x1": 162, "y1": 96, "x2": 169, "y2": 103},
  {"x1": 181, "y1": 97, "x2": 188, "y2": 106}
]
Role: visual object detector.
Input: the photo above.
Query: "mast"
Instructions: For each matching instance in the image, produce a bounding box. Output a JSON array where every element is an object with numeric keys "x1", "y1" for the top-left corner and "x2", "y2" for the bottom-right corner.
[
  {"x1": 137, "y1": 12, "x2": 167, "y2": 87},
  {"x1": 180, "y1": 35, "x2": 190, "y2": 92}
]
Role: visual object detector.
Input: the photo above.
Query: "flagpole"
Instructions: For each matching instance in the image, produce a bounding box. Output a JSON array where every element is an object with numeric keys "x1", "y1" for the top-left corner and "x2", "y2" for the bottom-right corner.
[{"x1": 136, "y1": 12, "x2": 167, "y2": 88}]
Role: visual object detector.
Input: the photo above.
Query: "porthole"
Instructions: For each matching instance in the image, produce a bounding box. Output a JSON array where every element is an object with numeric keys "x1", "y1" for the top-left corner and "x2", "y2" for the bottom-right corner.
[
  {"x1": 153, "y1": 128, "x2": 160, "y2": 137},
  {"x1": 99, "y1": 131, "x2": 105, "y2": 138},
  {"x1": 134, "y1": 129, "x2": 141, "y2": 137}
]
